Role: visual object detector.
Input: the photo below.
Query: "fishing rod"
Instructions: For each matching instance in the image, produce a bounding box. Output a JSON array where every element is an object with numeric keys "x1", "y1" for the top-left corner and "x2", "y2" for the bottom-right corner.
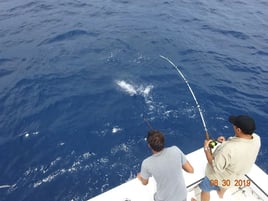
[
  {"x1": 160, "y1": 55, "x2": 216, "y2": 147},
  {"x1": 144, "y1": 118, "x2": 154, "y2": 130}
]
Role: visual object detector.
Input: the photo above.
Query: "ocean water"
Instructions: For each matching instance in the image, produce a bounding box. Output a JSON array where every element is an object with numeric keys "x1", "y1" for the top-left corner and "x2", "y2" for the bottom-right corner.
[{"x1": 0, "y1": 0, "x2": 267, "y2": 200}]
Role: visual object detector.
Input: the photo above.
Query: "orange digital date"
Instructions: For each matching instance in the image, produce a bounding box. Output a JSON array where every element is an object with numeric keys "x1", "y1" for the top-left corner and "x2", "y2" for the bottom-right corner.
[
  {"x1": 210, "y1": 179, "x2": 251, "y2": 187},
  {"x1": 234, "y1": 179, "x2": 251, "y2": 186}
]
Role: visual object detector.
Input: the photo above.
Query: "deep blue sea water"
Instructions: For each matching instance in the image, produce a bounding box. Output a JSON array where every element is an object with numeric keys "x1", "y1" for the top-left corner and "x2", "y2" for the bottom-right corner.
[{"x1": 0, "y1": 0, "x2": 268, "y2": 200}]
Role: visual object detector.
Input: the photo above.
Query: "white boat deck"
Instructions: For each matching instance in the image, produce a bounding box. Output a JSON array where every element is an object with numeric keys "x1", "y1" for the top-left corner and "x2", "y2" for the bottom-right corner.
[{"x1": 88, "y1": 147, "x2": 268, "y2": 201}]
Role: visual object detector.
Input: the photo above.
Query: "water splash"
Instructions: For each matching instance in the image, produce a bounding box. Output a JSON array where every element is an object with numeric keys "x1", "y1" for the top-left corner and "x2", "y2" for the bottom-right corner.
[
  {"x1": 115, "y1": 80, "x2": 153, "y2": 97},
  {"x1": 115, "y1": 79, "x2": 177, "y2": 120},
  {"x1": 112, "y1": 126, "x2": 122, "y2": 134}
]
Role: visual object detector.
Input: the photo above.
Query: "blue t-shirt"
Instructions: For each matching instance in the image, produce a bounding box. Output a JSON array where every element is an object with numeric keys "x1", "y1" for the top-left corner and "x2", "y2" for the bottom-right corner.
[{"x1": 140, "y1": 146, "x2": 187, "y2": 201}]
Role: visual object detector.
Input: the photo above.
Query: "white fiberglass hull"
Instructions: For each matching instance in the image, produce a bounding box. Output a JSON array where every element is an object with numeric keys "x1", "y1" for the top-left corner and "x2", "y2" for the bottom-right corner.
[{"x1": 88, "y1": 147, "x2": 268, "y2": 201}]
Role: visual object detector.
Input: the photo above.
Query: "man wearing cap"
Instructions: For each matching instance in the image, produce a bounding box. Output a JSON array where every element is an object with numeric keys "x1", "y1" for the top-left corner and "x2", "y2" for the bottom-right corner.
[{"x1": 199, "y1": 115, "x2": 261, "y2": 201}]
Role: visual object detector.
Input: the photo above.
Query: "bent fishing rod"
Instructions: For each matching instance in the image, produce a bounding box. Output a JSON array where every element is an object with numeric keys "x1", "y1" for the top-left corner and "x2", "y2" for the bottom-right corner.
[{"x1": 160, "y1": 55, "x2": 215, "y2": 146}]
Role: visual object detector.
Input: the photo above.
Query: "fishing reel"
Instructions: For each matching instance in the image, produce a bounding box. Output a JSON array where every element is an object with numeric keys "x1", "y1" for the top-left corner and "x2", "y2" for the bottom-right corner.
[{"x1": 209, "y1": 140, "x2": 218, "y2": 149}]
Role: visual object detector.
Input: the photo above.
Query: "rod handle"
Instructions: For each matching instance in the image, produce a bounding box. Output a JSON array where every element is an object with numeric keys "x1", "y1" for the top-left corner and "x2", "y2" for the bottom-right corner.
[{"x1": 205, "y1": 131, "x2": 210, "y2": 140}]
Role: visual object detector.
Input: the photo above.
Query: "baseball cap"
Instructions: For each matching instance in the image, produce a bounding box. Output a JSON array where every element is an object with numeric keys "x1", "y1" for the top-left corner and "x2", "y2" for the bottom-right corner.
[{"x1": 229, "y1": 115, "x2": 256, "y2": 134}]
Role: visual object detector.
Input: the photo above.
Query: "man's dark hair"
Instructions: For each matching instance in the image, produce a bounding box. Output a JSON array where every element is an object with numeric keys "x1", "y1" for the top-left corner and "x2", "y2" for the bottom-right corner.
[{"x1": 146, "y1": 130, "x2": 165, "y2": 152}]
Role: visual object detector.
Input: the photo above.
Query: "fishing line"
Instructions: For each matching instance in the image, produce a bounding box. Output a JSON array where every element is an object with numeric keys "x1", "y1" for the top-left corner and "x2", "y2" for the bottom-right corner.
[
  {"x1": 160, "y1": 55, "x2": 210, "y2": 140},
  {"x1": 0, "y1": 185, "x2": 10, "y2": 189}
]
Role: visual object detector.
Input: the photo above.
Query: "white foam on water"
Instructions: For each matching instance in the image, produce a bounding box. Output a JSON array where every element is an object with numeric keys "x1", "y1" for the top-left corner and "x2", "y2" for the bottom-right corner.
[
  {"x1": 116, "y1": 79, "x2": 180, "y2": 122},
  {"x1": 111, "y1": 143, "x2": 129, "y2": 155},
  {"x1": 30, "y1": 151, "x2": 98, "y2": 189},
  {"x1": 16, "y1": 130, "x2": 40, "y2": 139},
  {"x1": 116, "y1": 80, "x2": 138, "y2": 96},
  {"x1": 115, "y1": 79, "x2": 156, "y2": 116},
  {"x1": 83, "y1": 152, "x2": 96, "y2": 159},
  {"x1": 112, "y1": 126, "x2": 122, "y2": 134},
  {"x1": 115, "y1": 80, "x2": 153, "y2": 98}
]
